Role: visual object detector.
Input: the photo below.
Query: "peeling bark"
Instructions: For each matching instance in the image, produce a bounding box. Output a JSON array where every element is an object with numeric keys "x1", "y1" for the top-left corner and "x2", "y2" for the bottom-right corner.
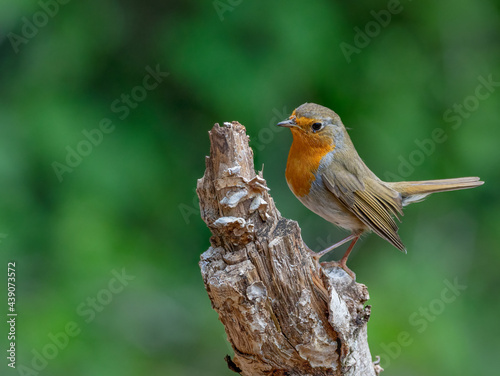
[{"x1": 197, "y1": 122, "x2": 382, "y2": 376}]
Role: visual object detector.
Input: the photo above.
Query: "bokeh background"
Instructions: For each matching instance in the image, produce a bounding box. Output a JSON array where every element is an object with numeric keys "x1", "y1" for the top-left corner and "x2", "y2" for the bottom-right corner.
[{"x1": 1, "y1": 0, "x2": 499, "y2": 375}]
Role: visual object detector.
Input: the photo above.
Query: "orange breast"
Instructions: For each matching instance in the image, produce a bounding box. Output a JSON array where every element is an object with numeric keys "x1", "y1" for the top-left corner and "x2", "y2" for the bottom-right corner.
[{"x1": 285, "y1": 129, "x2": 335, "y2": 197}]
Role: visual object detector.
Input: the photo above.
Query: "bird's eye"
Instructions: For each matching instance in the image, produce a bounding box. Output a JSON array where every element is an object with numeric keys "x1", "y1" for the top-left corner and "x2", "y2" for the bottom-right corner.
[{"x1": 311, "y1": 122, "x2": 323, "y2": 132}]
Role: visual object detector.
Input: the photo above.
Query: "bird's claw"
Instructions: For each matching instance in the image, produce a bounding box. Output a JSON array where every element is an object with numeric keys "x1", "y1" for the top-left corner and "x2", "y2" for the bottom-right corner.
[{"x1": 320, "y1": 260, "x2": 356, "y2": 280}]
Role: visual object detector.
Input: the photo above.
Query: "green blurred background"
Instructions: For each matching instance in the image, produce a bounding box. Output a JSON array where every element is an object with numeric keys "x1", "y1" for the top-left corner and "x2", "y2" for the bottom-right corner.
[{"x1": 1, "y1": 0, "x2": 499, "y2": 375}]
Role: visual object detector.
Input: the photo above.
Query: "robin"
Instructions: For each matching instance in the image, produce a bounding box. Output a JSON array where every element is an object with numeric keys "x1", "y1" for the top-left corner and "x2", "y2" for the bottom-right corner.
[{"x1": 277, "y1": 103, "x2": 483, "y2": 279}]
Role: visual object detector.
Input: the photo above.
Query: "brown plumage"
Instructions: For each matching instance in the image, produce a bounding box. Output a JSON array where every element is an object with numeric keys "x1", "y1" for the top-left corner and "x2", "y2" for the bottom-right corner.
[{"x1": 278, "y1": 103, "x2": 484, "y2": 278}]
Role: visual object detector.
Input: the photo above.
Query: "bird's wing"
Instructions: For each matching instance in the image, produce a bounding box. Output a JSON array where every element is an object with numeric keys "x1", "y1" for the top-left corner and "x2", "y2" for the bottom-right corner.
[{"x1": 322, "y1": 168, "x2": 406, "y2": 252}]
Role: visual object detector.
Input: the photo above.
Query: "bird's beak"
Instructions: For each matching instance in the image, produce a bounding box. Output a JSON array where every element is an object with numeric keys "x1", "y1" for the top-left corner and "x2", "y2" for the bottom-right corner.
[{"x1": 277, "y1": 119, "x2": 296, "y2": 128}]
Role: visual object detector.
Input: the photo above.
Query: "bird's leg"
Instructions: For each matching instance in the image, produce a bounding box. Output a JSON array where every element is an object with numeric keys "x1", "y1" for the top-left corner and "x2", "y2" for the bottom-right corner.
[
  {"x1": 335, "y1": 235, "x2": 360, "y2": 278},
  {"x1": 310, "y1": 233, "x2": 361, "y2": 279},
  {"x1": 311, "y1": 233, "x2": 358, "y2": 258}
]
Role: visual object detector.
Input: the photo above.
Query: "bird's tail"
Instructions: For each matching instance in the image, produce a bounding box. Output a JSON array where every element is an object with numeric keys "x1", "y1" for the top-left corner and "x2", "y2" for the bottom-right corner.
[{"x1": 387, "y1": 177, "x2": 484, "y2": 206}]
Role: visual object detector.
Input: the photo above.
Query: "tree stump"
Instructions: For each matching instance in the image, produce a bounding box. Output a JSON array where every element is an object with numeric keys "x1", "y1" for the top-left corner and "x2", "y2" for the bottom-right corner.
[{"x1": 197, "y1": 121, "x2": 382, "y2": 376}]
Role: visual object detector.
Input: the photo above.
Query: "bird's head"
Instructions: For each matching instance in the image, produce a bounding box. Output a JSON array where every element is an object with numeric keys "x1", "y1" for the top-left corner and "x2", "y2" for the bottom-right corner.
[{"x1": 277, "y1": 103, "x2": 347, "y2": 151}]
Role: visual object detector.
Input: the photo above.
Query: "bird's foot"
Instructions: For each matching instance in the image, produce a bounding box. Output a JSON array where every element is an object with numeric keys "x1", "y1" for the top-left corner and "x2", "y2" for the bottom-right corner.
[
  {"x1": 306, "y1": 247, "x2": 321, "y2": 260},
  {"x1": 307, "y1": 234, "x2": 360, "y2": 280},
  {"x1": 320, "y1": 258, "x2": 356, "y2": 280},
  {"x1": 373, "y1": 356, "x2": 384, "y2": 375}
]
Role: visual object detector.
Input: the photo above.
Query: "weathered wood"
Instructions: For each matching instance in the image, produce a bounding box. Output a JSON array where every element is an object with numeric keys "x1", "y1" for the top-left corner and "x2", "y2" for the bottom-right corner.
[{"x1": 198, "y1": 121, "x2": 382, "y2": 376}]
